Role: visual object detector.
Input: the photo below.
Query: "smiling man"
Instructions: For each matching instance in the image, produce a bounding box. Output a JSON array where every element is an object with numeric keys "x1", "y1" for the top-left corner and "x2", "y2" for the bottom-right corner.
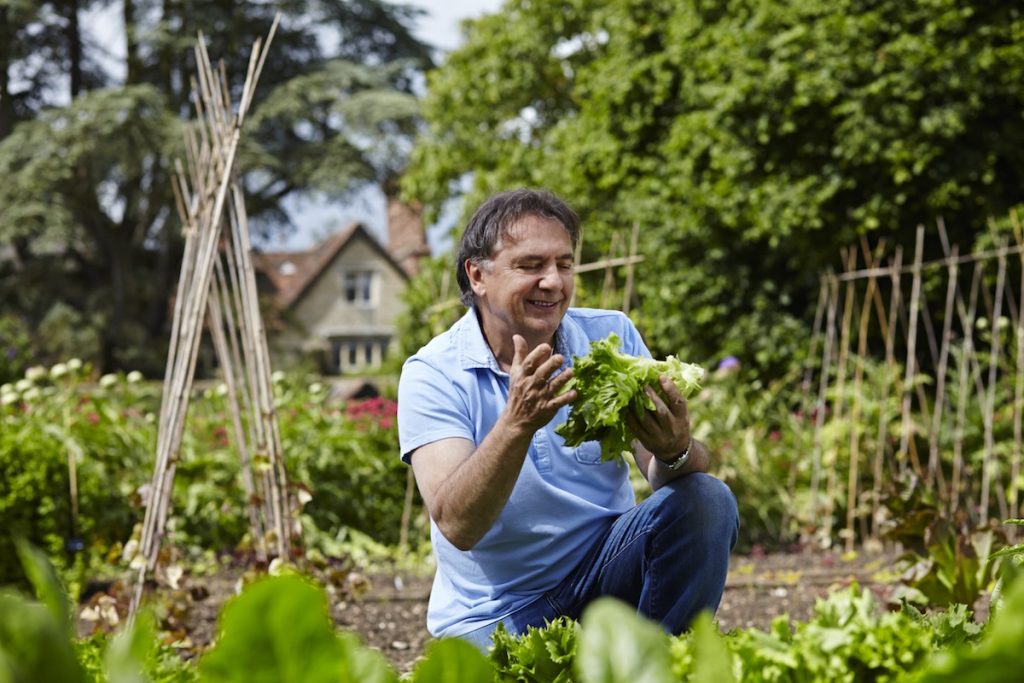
[{"x1": 397, "y1": 188, "x2": 738, "y2": 648}]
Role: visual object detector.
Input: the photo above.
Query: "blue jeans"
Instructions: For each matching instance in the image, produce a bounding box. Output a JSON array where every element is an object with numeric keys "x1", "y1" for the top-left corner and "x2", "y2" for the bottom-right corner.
[{"x1": 461, "y1": 472, "x2": 739, "y2": 650}]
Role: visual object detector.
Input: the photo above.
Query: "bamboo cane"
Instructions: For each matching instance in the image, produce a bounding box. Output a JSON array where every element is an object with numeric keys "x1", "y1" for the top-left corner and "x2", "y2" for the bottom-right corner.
[
  {"x1": 869, "y1": 247, "x2": 902, "y2": 540},
  {"x1": 622, "y1": 222, "x2": 640, "y2": 314},
  {"x1": 130, "y1": 20, "x2": 280, "y2": 616},
  {"x1": 928, "y1": 246, "x2": 958, "y2": 492},
  {"x1": 600, "y1": 232, "x2": 621, "y2": 309},
  {"x1": 1011, "y1": 211, "x2": 1024, "y2": 534},
  {"x1": 810, "y1": 271, "x2": 839, "y2": 538},
  {"x1": 845, "y1": 239, "x2": 883, "y2": 551},
  {"x1": 980, "y1": 244, "x2": 1008, "y2": 520},
  {"x1": 951, "y1": 264, "x2": 983, "y2": 519},
  {"x1": 898, "y1": 226, "x2": 925, "y2": 475},
  {"x1": 824, "y1": 248, "x2": 858, "y2": 545}
]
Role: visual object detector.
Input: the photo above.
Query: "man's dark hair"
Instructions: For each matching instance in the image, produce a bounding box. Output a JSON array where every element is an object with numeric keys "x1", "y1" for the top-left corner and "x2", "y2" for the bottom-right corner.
[{"x1": 455, "y1": 188, "x2": 581, "y2": 306}]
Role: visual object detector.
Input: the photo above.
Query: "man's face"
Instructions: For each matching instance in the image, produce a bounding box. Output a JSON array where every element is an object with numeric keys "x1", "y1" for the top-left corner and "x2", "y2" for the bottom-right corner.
[{"x1": 468, "y1": 214, "x2": 575, "y2": 347}]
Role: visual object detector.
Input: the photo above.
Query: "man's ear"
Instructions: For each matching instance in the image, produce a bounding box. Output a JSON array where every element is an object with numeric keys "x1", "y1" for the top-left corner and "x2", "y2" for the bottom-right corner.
[{"x1": 466, "y1": 260, "x2": 486, "y2": 298}]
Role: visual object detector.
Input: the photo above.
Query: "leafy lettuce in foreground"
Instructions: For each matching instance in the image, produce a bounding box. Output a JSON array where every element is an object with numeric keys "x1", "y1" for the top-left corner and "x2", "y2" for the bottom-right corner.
[{"x1": 556, "y1": 333, "x2": 704, "y2": 462}]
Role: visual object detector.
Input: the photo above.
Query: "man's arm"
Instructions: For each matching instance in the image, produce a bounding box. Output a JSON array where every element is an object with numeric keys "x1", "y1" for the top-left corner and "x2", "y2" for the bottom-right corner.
[
  {"x1": 408, "y1": 335, "x2": 576, "y2": 551},
  {"x1": 626, "y1": 374, "x2": 711, "y2": 490}
]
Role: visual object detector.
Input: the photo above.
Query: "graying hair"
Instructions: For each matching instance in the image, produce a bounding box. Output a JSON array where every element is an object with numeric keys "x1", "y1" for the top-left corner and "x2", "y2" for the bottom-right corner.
[{"x1": 455, "y1": 189, "x2": 581, "y2": 306}]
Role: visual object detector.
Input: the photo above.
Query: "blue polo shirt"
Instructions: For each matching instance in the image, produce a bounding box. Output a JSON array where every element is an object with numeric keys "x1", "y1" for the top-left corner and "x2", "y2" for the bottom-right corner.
[{"x1": 397, "y1": 307, "x2": 649, "y2": 637}]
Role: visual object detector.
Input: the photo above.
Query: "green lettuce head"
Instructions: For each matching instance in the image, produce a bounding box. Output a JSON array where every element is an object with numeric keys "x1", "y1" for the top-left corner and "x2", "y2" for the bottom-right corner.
[{"x1": 556, "y1": 333, "x2": 704, "y2": 462}]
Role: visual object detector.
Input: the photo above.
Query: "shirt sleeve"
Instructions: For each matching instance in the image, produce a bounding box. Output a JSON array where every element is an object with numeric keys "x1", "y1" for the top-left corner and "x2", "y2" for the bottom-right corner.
[{"x1": 397, "y1": 357, "x2": 475, "y2": 464}]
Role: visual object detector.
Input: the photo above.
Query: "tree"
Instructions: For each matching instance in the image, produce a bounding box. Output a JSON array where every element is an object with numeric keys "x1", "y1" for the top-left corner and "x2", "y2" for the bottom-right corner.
[
  {"x1": 403, "y1": 0, "x2": 1024, "y2": 377},
  {"x1": 0, "y1": 0, "x2": 432, "y2": 373}
]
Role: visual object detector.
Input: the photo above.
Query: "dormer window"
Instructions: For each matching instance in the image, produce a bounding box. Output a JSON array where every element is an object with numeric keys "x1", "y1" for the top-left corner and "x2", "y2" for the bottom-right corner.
[{"x1": 279, "y1": 261, "x2": 297, "y2": 276}]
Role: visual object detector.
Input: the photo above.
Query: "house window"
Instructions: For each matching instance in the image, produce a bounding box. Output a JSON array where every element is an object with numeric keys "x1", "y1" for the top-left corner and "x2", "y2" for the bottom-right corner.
[
  {"x1": 343, "y1": 270, "x2": 376, "y2": 306},
  {"x1": 336, "y1": 337, "x2": 390, "y2": 373}
]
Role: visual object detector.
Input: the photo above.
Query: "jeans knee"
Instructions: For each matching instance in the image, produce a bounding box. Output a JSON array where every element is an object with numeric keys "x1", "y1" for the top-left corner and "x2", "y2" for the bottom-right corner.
[{"x1": 667, "y1": 473, "x2": 739, "y2": 542}]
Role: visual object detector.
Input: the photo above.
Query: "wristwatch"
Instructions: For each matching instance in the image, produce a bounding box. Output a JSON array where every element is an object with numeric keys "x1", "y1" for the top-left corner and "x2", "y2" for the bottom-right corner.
[{"x1": 658, "y1": 440, "x2": 691, "y2": 471}]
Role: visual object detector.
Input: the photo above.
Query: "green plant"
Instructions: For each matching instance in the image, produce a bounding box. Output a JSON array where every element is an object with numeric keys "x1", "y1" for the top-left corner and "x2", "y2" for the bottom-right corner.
[
  {"x1": 490, "y1": 617, "x2": 579, "y2": 682},
  {"x1": 882, "y1": 474, "x2": 1006, "y2": 608},
  {"x1": 557, "y1": 333, "x2": 704, "y2": 462}
]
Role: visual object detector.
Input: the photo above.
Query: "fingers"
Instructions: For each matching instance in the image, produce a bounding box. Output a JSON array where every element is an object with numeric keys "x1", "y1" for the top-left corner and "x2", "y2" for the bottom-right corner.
[{"x1": 657, "y1": 375, "x2": 688, "y2": 416}]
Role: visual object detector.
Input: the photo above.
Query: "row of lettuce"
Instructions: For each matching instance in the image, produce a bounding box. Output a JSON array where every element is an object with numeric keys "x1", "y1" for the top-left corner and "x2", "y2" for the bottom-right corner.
[{"x1": 2, "y1": 538, "x2": 1023, "y2": 682}]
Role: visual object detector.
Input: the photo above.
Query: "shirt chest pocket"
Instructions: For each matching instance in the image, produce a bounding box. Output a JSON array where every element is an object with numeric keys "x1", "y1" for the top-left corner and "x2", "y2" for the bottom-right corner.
[{"x1": 572, "y1": 441, "x2": 604, "y2": 465}]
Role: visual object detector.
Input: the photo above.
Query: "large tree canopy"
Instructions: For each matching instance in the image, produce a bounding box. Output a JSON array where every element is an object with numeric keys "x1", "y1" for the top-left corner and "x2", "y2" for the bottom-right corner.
[
  {"x1": 0, "y1": 0, "x2": 431, "y2": 376},
  {"x1": 403, "y1": 0, "x2": 1024, "y2": 376}
]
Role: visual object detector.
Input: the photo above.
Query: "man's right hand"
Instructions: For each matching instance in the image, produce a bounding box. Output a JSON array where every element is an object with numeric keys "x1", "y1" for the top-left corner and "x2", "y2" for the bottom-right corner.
[{"x1": 503, "y1": 334, "x2": 576, "y2": 433}]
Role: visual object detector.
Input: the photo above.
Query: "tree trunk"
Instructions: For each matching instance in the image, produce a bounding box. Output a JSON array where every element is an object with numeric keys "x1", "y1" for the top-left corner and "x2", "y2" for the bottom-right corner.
[
  {"x1": 124, "y1": 0, "x2": 141, "y2": 84},
  {"x1": 0, "y1": 6, "x2": 13, "y2": 139},
  {"x1": 67, "y1": 0, "x2": 82, "y2": 98}
]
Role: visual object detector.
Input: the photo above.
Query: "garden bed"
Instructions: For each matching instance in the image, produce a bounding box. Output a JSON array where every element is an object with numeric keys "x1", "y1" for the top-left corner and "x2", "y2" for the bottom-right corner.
[{"x1": 77, "y1": 547, "x2": 939, "y2": 675}]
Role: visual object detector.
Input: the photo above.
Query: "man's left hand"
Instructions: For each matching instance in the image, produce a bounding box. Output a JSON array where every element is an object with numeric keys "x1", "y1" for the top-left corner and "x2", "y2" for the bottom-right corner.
[{"x1": 624, "y1": 375, "x2": 691, "y2": 461}]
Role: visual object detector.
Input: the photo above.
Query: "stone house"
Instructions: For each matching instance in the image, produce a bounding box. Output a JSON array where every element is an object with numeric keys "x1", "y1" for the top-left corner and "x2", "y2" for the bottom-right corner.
[{"x1": 253, "y1": 197, "x2": 429, "y2": 374}]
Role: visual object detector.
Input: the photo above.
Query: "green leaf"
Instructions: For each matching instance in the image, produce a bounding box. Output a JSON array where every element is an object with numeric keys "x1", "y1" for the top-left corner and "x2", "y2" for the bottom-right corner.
[
  {"x1": 410, "y1": 638, "x2": 492, "y2": 683},
  {"x1": 0, "y1": 591, "x2": 84, "y2": 683},
  {"x1": 198, "y1": 574, "x2": 397, "y2": 683},
  {"x1": 576, "y1": 598, "x2": 673, "y2": 683},
  {"x1": 690, "y1": 612, "x2": 736, "y2": 683},
  {"x1": 556, "y1": 333, "x2": 704, "y2": 461},
  {"x1": 14, "y1": 539, "x2": 70, "y2": 635}
]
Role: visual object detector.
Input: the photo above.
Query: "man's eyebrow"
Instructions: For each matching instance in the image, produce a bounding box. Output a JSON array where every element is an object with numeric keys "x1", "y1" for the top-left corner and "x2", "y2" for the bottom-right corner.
[{"x1": 512, "y1": 253, "x2": 575, "y2": 263}]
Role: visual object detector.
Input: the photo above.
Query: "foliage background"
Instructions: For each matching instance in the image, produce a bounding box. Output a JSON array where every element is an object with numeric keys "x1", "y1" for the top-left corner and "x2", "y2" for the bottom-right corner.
[{"x1": 402, "y1": 0, "x2": 1024, "y2": 379}]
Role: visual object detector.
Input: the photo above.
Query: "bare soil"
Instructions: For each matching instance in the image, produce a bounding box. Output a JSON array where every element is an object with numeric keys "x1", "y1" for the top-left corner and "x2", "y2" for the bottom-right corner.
[{"x1": 78, "y1": 548, "x2": 943, "y2": 676}]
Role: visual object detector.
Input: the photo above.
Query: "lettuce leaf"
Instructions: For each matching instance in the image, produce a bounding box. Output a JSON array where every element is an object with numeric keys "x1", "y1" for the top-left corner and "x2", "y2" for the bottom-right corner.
[{"x1": 555, "y1": 333, "x2": 704, "y2": 462}]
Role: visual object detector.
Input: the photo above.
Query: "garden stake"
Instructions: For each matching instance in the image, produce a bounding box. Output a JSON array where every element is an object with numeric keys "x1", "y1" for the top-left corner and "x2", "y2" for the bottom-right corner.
[
  {"x1": 845, "y1": 239, "x2": 885, "y2": 552},
  {"x1": 980, "y1": 245, "x2": 1008, "y2": 521},
  {"x1": 870, "y1": 247, "x2": 901, "y2": 540},
  {"x1": 1012, "y1": 211, "x2": 1024, "y2": 535},
  {"x1": 622, "y1": 221, "x2": 640, "y2": 315},
  {"x1": 130, "y1": 18, "x2": 286, "y2": 618},
  {"x1": 951, "y1": 264, "x2": 983, "y2": 520},
  {"x1": 823, "y1": 248, "x2": 858, "y2": 545},
  {"x1": 809, "y1": 270, "x2": 839, "y2": 539},
  {"x1": 928, "y1": 246, "x2": 958, "y2": 490},
  {"x1": 898, "y1": 226, "x2": 925, "y2": 475}
]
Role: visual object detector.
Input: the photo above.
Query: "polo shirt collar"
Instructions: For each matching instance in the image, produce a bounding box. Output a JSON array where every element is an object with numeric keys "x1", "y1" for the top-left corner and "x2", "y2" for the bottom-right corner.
[{"x1": 456, "y1": 307, "x2": 575, "y2": 372}]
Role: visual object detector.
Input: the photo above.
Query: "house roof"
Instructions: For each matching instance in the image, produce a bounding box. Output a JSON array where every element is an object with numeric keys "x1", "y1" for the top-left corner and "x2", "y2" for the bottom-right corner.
[{"x1": 252, "y1": 222, "x2": 410, "y2": 310}]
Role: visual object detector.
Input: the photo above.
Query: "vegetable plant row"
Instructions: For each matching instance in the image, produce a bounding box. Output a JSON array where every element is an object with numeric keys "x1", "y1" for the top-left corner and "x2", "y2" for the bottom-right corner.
[{"x1": 3, "y1": 540, "x2": 1023, "y2": 683}]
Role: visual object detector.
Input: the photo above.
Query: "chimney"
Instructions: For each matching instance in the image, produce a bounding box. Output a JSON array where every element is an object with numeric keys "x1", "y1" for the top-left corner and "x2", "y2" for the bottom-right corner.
[{"x1": 385, "y1": 184, "x2": 430, "y2": 277}]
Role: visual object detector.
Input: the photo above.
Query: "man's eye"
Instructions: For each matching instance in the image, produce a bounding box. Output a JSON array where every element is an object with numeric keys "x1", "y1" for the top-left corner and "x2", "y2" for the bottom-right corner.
[{"x1": 558, "y1": 263, "x2": 574, "y2": 271}]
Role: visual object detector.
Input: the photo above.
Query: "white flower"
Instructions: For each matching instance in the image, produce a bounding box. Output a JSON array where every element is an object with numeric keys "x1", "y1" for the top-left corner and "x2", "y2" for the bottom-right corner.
[
  {"x1": 15, "y1": 378, "x2": 32, "y2": 392},
  {"x1": 0, "y1": 383, "x2": 11, "y2": 394},
  {"x1": 1, "y1": 392, "x2": 19, "y2": 406},
  {"x1": 99, "y1": 374, "x2": 118, "y2": 388},
  {"x1": 271, "y1": 370, "x2": 286, "y2": 384},
  {"x1": 215, "y1": 383, "x2": 228, "y2": 397},
  {"x1": 22, "y1": 387, "x2": 40, "y2": 402},
  {"x1": 50, "y1": 363, "x2": 68, "y2": 379},
  {"x1": 25, "y1": 366, "x2": 47, "y2": 382},
  {"x1": 126, "y1": 370, "x2": 143, "y2": 383},
  {"x1": 308, "y1": 382, "x2": 323, "y2": 394},
  {"x1": 67, "y1": 358, "x2": 83, "y2": 371}
]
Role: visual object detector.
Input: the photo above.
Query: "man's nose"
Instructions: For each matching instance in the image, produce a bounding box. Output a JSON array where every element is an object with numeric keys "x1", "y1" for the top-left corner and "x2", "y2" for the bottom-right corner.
[{"x1": 538, "y1": 264, "x2": 562, "y2": 288}]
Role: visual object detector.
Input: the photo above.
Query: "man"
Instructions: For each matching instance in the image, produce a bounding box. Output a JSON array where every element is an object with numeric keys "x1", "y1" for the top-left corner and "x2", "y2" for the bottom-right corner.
[{"x1": 397, "y1": 188, "x2": 738, "y2": 648}]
